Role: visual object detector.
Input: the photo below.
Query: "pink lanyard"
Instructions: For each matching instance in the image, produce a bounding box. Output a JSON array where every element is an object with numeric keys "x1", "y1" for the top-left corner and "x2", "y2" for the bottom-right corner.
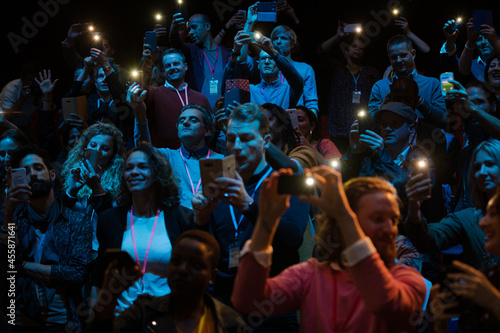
[
  {"x1": 175, "y1": 84, "x2": 189, "y2": 106},
  {"x1": 179, "y1": 148, "x2": 210, "y2": 195},
  {"x1": 260, "y1": 81, "x2": 282, "y2": 105},
  {"x1": 202, "y1": 46, "x2": 219, "y2": 78},
  {"x1": 129, "y1": 208, "x2": 160, "y2": 275}
]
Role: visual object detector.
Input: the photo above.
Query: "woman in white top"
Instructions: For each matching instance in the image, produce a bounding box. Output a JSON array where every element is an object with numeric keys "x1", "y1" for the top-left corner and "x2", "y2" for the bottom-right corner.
[{"x1": 94, "y1": 142, "x2": 195, "y2": 314}]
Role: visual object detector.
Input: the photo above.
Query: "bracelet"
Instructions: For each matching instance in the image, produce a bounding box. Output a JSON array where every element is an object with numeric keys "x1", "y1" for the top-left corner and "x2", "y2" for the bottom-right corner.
[{"x1": 464, "y1": 43, "x2": 475, "y2": 51}]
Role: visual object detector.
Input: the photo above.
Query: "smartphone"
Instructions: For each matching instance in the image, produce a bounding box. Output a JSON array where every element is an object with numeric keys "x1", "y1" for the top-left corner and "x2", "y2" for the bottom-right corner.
[
  {"x1": 410, "y1": 158, "x2": 430, "y2": 179},
  {"x1": 344, "y1": 23, "x2": 362, "y2": 33},
  {"x1": 286, "y1": 108, "x2": 299, "y2": 128},
  {"x1": 77, "y1": 22, "x2": 94, "y2": 33},
  {"x1": 102, "y1": 249, "x2": 138, "y2": 271},
  {"x1": 438, "y1": 265, "x2": 465, "y2": 314},
  {"x1": 62, "y1": 96, "x2": 88, "y2": 122},
  {"x1": 277, "y1": 174, "x2": 315, "y2": 196},
  {"x1": 473, "y1": 10, "x2": 493, "y2": 31},
  {"x1": 145, "y1": 31, "x2": 157, "y2": 53},
  {"x1": 330, "y1": 158, "x2": 341, "y2": 171},
  {"x1": 257, "y1": 1, "x2": 277, "y2": 22},
  {"x1": 199, "y1": 156, "x2": 236, "y2": 198},
  {"x1": 357, "y1": 110, "x2": 371, "y2": 135},
  {"x1": 248, "y1": 31, "x2": 262, "y2": 43},
  {"x1": 85, "y1": 148, "x2": 99, "y2": 172},
  {"x1": 11, "y1": 168, "x2": 29, "y2": 201},
  {"x1": 224, "y1": 88, "x2": 250, "y2": 109},
  {"x1": 11, "y1": 168, "x2": 28, "y2": 187},
  {"x1": 440, "y1": 72, "x2": 454, "y2": 96}
]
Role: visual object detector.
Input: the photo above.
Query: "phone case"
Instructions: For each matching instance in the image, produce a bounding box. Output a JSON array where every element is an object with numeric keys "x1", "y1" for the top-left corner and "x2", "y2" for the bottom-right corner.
[
  {"x1": 199, "y1": 156, "x2": 236, "y2": 198},
  {"x1": 11, "y1": 168, "x2": 28, "y2": 186}
]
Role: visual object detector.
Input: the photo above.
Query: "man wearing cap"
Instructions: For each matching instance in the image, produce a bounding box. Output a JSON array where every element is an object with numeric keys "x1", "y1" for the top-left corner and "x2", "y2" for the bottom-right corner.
[{"x1": 341, "y1": 102, "x2": 434, "y2": 192}]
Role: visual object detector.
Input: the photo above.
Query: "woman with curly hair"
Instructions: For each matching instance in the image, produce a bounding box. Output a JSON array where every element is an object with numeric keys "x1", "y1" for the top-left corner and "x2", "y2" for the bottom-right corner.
[
  {"x1": 62, "y1": 122, "x2": 125, "y2": 204},
  {"x1": 93, "y1": 141, "x2": 195, "y2": 314}
]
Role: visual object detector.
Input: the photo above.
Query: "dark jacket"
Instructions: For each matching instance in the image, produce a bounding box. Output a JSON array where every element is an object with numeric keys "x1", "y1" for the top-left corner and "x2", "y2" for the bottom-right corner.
[
  {"x1": 85, "y1": 293, "x2": 247, "y2": 333},
  {"x1": 93, "y1": 205, "x2": 195, "y2": 288}
]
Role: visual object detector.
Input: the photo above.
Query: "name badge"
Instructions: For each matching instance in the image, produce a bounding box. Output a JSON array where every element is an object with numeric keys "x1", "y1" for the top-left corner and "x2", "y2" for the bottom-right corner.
[
  {"x1": 210, "y1": 79, "x2": 219, "y2": 94},
  {"x1": 228, "y1": 243, "x2": 240, "y2": 269},
  {"x1": 352, "y1": 91, "x2": 361, "y2": 104}
]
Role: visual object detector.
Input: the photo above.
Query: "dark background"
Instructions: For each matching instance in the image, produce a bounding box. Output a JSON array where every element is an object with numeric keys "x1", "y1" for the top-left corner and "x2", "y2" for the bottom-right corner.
[{"x1": 1, "y1": 0, "x2": 496, "y2": 115}]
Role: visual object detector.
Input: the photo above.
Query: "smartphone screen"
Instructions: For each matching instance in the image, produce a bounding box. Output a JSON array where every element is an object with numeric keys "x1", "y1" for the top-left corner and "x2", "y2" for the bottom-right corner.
[{"x1": 440, "y1": 72, "x2": 454, "y2": 96}]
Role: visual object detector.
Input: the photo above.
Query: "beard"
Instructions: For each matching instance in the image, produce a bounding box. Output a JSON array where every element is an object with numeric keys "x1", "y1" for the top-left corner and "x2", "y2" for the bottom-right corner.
[
  {"x1": 374, "y1": 236, "x2": 397, "y2": 268},
  {"x1": 30, "y1": 178, "x2": 53, "y2": 199}
]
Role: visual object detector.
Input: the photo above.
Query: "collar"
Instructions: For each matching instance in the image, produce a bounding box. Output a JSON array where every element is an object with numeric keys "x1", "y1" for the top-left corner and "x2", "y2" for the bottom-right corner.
[
  {"x1": 477, "y1": 56, "x2": 486, "y2": 66},
  {"x1": 165, "y1": 81, "x2": 188, "y2": 91},
  {"x1": 246, "y1": 163, "x2": 271, "y2": 185},
  {"x1": 392, "y1": 69, "x2": 417, "y2": 81},
  {"x1": 393, "y1": 145, "x2": 412, "y2": 167},
  {"x1": 180, "y1": 145, "x2": 209, "y2": 159},
  {"x1": 260, "y1": 78, "x2": 280, "y2": 88},
  {"x1": 97, "y1": 99, "x2": 114, "y2": 109}
]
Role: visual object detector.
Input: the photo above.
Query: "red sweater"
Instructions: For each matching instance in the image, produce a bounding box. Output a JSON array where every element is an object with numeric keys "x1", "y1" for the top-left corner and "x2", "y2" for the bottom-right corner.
[{"x1": 145, "y1": 85, "x2": 211, "y2": 148}]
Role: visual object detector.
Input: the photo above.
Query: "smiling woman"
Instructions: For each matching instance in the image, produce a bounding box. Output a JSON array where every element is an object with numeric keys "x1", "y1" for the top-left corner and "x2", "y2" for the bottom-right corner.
[
  {"x1": 485, "y1": 56, "x2": 500, "y2": 101},
  {"x1": 94, "y1": 141, "x2": 196, "y2": 314}
]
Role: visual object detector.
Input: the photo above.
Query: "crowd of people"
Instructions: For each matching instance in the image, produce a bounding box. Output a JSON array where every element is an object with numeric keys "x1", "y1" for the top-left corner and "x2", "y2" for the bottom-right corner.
[{"x1": 1, "y1": 1, "x2": 500, "y2": 332}]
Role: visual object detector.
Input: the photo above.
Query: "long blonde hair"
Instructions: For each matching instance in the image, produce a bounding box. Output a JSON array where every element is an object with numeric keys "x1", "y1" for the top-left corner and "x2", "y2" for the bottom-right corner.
[{"x1": 62, "y1": 123, "x2": 125, "y2": 201}]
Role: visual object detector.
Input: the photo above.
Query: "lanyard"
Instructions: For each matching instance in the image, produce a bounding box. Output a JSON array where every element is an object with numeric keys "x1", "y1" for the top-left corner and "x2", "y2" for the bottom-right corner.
[
  {"x1": 130, "y1": 208, "x2": 160, "y2": 276},
  {"x1": 332, "y1": 274, "x2": 361, "y2": 330},
  {"x1": 175, "y1": 84, "x2": 189, "y2": 106},
  {"x1": 348, "y1": 67, "x2": 362, "y2": 91},
  {"x1": 179, "y1": 148, "x2": 211, "y2": 195},
  {"x1": 229, "y1": 167, "x2": 272, "y2": 240},
  {"x1": 202, "y1": 46, "x2": 219, "y2": 78},
  {"x1": 260, "y1": 81, "x2": 282, "y2": 105}
]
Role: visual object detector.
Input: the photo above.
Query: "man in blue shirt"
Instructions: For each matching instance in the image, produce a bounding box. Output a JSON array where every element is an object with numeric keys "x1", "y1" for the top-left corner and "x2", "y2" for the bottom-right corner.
[
  {"x1": 271, "y1": 25, "x2": 319, "y2": 117},
  {"x1": 128, "y1": 83, "x2": 221, "y2": 209},
  {"x1": 369, "y1": 35, "x2": 447, "y2": 128}
]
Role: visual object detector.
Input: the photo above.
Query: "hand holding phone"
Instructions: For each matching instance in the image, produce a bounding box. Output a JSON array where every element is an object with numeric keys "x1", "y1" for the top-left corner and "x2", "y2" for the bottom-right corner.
[
  {"x1": 85, "y1": 148, "x2": 100, "y2": 172},
  {"x1": 357, "y1": 110, "x2": 371, "y2": 135},
  {"x1": 410, "y1": 158, "x2": 430, "y2": 179},
  {"x1": 344, "y1": 23, "x2": 362, "y2": 33},
  {"x1": 277, "y1": 174, "x2": 315, "y2": 196},
  {"x1": 440, "y1": 72, "x2": 454, "y2": 96},
  {"x1": 286, "y1": 108, "x2": 299, "y2": 128},
  {"x1": 10, "y1": 168, "x2": 30, "y2": 202}
]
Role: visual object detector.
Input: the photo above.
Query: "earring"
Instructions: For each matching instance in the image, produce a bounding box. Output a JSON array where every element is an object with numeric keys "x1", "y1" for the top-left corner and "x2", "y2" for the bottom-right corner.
[{"x1": 309, "y1": 130, "x2": 313, "y2": 136}]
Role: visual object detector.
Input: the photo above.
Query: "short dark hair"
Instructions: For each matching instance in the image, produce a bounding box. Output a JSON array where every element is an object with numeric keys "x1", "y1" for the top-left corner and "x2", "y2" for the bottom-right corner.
[
  {"x1": 116, "y1": 141, "x2": 180, "y2": 214},
  {"x1": 0, "y1": 129, "x2": 30, "y2": 147},
  {"x1": 178, "y1": 104, "x2": 213, "y2": 132},
  {"x1": 163, "y1": 48, "x2": 187, "y2": 64},
  {"x1": 174, "y1": 230, "x2": 220, "y2": 269},
  {"x1": 230, "y1": 103, "x2": 270, "y2": 136},
  {"x1": 11, "y1": 144, "x2": 53, "y2": 171},
  {"x1": 387, "y1": 34, "x2": 413, "y2": 52}
]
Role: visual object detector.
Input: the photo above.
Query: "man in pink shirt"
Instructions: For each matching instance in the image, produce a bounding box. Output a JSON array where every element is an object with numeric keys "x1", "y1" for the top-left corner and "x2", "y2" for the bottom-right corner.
[{"x1": 232, "y1": 168, "x2": 426, "y2": 332}]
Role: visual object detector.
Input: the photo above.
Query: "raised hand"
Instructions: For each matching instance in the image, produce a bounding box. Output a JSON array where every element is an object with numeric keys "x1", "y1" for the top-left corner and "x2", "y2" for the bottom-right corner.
[
  {"x1": 395, "y1": 16, "x2": 410, "y2": 34},
  {"x1": 34, "y1": 69, "x2": 59, "y2": 96}
]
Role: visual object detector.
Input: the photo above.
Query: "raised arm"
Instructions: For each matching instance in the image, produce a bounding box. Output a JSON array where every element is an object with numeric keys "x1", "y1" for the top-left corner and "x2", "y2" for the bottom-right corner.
[{"x1": 395, "y1": 17, "x2": 430, "y2": 53}]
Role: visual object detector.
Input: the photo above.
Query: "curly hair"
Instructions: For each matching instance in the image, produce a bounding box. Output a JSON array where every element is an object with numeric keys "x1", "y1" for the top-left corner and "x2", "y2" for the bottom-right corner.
[
  {"x1": 115, "y1": 141, "x2": 180, "y2": 214},
  {"x1": 315, "y1": 177, "x2": 398, "y2": 265},
  {"x1": 61, "y1": 123, "x2": 125, "y2": 200}
]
